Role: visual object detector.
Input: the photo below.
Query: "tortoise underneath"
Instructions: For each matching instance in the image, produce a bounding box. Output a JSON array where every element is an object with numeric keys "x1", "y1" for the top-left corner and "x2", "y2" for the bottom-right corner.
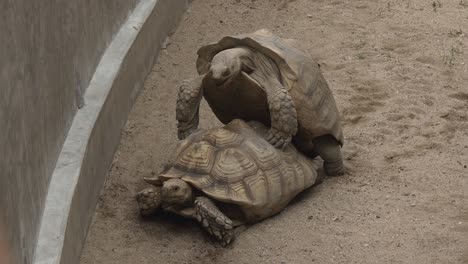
[
  {"x1": 136, "y1": 119, "x2": 325, "y2": 246},
  {"x1": 176, "y1": 29, "x2": 345, "y2": 176}
]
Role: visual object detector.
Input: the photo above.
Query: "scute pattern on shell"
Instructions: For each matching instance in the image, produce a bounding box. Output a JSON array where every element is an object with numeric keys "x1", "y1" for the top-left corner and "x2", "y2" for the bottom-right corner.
[
  {"x1": 201, "y1": 127, "x2": 243, "y2": 147},
  {"x1": 175, "y1": 142, "x2": 216, "y2": 174},
  {"x1": 160, "y1": 120, "x2": 322, "y2": 221},
  {"x1": 211, "y1": 148, "x2": 258, "y2": 183}
]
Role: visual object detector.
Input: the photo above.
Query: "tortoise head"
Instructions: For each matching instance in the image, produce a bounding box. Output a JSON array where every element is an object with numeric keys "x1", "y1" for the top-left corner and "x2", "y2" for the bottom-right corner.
[
  {"x1": 161, "y1": 179, "x2": 193, "y2": 206},
  {"x1": 210, "y1": 48, "x2": 255, "y2": 85}
]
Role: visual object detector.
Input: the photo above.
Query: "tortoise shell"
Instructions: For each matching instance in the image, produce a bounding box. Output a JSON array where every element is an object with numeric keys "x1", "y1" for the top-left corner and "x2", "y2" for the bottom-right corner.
[
  {"x1": 196, "y1": 29, "x2": 344, "y2": 148},
  {"x1": 160, "y1": 119, "x2": 322, "y2": 222}
]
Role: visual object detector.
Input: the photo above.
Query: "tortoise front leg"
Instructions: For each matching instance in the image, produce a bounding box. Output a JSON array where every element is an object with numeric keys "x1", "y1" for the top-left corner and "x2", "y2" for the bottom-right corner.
[
  {"x1": 176, "y1": 75, "x2": 204, "y2": 140},
  {"x1": 249, "y1": 53, "x2": 298, "y2": 149},
  {"x1": 194, "y1": 196, "x2": 234, "y2": 246},
  {"x1": 265, "y1": 83, "x2": 298, "y2": 148}
]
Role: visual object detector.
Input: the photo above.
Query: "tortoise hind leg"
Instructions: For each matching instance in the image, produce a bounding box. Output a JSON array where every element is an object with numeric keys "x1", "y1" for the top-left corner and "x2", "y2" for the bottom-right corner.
[
  {"x1": 194, "y1": 197, "x2": 234, "y2": 246},
  {"x1": 312, "y1": 135, "x2": 344, "y2": 176}
]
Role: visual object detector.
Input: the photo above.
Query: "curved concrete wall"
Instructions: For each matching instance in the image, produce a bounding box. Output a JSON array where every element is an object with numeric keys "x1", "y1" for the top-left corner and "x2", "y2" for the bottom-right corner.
[{"x1": 0, "y1": 0, "x2": 187, "y2": 263}]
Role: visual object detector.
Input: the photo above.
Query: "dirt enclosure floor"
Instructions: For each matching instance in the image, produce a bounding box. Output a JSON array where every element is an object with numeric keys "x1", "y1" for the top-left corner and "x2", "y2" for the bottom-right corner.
[{"x1": 80, "y1": 0, "x2": 468, "y2": 263}]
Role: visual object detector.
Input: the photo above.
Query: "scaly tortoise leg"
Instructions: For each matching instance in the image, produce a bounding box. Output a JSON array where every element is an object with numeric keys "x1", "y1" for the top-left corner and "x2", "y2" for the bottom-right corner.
[
  {"x1": 265, "y1": 84, "x2": 298, "y2": 149},
  {"x1": 249, "y1": 53, "x2": 298, "y2": 149},
  {"x1": 176, "y1": 75, "x2": 204, "y2": 140},
  {"x1": 194, "y1": 196, "x2": 234, "y2": 246},
  {"x1": 135, "y1": 187, "x2": 162, "y2": 216},
  {"x1": 312, "y1": 135, "x2": 345, "y2": 176}
]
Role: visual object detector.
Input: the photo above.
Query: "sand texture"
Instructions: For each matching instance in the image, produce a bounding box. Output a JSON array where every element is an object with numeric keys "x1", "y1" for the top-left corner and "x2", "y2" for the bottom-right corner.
[{"x1": 80, "y1": 0, "x2": 468, "y2": 263}]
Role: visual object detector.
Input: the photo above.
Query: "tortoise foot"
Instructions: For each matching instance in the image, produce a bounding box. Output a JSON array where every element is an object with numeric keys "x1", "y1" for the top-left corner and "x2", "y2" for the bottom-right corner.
[
  {"x1": 267, "y1": 89, "x2": 298, "y2": 149},
  {"x1": 324, "y1": 160, "x2": 345, "y2": 176},
  {"x1": 312, "y1": 135, "x2": 344, "y2": 176},
  {"x1": 177, "y1": 125, "x2": 198, "y2": 140},
  {"x1": 266, "y1": 128, "x2": 291, "y2": 149},
  {"x1": 136, "y1": 187, "x2": 162, "y2": 216},
  {"x1": 194, "y1": 197, "x2": 235, "y2": 246}
]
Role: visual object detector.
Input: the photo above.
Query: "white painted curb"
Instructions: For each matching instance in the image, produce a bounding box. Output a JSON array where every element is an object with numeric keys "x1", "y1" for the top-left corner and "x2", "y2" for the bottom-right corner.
[{"x1": 33, "y1": 0, "x2": 189, "y2": 263}]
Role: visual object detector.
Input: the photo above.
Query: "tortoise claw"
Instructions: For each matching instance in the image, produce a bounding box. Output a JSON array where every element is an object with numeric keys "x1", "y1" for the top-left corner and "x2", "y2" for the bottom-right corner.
[
  {"x1": 266, "y1": 131, "x2": 275, "y2": 142},
  {"x1": 266, "y1": 128, "x2": 291, "y2": 149},
  {"x1": 274, "y1": 138, "x2": 283, "y2": 148}
]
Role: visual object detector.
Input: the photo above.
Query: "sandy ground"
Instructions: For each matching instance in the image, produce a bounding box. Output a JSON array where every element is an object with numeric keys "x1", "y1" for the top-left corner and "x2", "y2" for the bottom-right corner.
[{"x1": 80, "y1": 0, "x2": 468, "y2": 263}]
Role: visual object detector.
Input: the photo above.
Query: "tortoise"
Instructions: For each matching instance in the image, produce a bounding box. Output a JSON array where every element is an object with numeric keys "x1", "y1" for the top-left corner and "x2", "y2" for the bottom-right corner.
[
  {"x1": 176, "y1": 29, "x2": 344, "y2": 176},
  {"x1": 136, "y1": 119, "x2": 324, "y2": 246}
]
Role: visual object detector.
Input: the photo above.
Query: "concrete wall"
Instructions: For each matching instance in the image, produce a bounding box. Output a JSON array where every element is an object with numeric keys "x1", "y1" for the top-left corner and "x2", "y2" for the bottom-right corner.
[
  {"x1": 0, "y1": 0, "x2": 138, "y2": 263},
  {"x1": 34, "y1": 1, "x2": 190, "y2": 263}
]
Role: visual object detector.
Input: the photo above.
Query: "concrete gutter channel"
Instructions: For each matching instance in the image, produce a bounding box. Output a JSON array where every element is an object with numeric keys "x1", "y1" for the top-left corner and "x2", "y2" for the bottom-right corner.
[{"x1": 33, "y1": 1, "x2": 190, "y2": 263}]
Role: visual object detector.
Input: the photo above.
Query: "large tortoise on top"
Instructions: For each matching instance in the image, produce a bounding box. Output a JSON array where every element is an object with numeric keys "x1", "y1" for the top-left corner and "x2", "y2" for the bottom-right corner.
[
  {"x1": 136, "y1": 119, "x2": 324, "y2": 246},
  {"x1": 176, "y1": 29, "x2": 344, "y2": 176}
]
